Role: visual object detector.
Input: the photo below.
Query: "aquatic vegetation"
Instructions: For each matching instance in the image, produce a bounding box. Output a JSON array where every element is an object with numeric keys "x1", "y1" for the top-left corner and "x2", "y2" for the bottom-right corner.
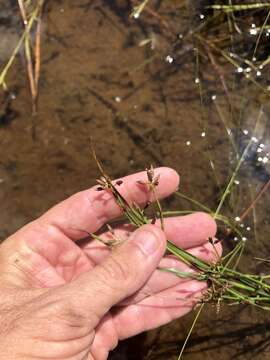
[
  {"x1": 105, "y1": 1, "x2": 270, "y2": 357},
  {"x1": 91, "y1": 140, "x2": 270, "y2": 358},
  {"x1": 209, "y1": 3, "x2": 270, "y2": 12},
  {"x1": 0, "y1": 0, "x2": 44, "y2": 115},
  {"x1": 131, "y1": 0, "x2": 150, "y2": 19}
]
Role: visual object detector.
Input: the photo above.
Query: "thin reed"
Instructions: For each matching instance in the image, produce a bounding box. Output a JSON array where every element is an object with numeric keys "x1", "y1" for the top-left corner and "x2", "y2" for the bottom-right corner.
[
  {"x1": 92, "y1": 147, "x2": 270, "y2": 312},
  {"x1": 0, "y1": 0, "x2": 44, "y2": 115},
  {"x1": 91, "y1": 143, "x2": 270, "y2": 357}
]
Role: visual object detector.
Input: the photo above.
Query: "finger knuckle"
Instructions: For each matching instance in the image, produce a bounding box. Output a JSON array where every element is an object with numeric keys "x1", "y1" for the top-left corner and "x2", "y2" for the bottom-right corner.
[{"x1": 99, "y1": 256, "x2": 132, "y2": 287}]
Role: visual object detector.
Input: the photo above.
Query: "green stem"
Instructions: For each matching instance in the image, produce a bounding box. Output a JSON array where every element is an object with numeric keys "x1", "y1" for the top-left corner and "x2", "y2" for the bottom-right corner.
[{"x1": 178, "y1": 304, "x2": 205, "y2": 360}]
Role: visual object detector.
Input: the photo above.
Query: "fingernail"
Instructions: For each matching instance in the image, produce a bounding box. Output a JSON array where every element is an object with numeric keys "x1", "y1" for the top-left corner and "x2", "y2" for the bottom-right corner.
[{"x1": 132, "y1": 229, "x2": 161, "y2": 255}]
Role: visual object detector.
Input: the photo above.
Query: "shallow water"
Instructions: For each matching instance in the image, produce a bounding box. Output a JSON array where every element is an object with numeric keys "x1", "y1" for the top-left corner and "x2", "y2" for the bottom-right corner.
[{"x1": 1, "y1": 1, "x2": 270, "y2": 359}]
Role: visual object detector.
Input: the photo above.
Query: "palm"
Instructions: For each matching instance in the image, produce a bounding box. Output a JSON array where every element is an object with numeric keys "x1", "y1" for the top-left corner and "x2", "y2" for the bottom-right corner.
[{"x1": 4, "y1": 168, "x2": 220, "y2": 358}]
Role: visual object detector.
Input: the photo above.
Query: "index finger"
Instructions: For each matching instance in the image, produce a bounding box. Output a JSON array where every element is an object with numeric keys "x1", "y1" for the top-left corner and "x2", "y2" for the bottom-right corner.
[{"x1": 38, "y1": 167, "x2": 179, "y2": 240}]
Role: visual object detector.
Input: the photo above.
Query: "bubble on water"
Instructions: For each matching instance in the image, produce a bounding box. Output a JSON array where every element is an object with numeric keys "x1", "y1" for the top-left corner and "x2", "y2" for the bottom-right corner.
[
  {"x1": 9, "y1": 92, "x2": 16, "y2": 100},
  {"x1": 249, "y1": 29, "x2": 258, "y2": 36},
  {"x1": 115, "y1": 96, "x2": 122, "y2": 103},
  {"x1": 237, "y1": 67, "x2": 244, "y2": 73},
  {"x1": 249, "y1": 27, "x2": 258, "y2": 35},
  {"x1": 165, "y1": 55, "x2": 174, "y2": 64},
  {"x1": 250, "y1": 29, "x2": 257, "y2": 35}
]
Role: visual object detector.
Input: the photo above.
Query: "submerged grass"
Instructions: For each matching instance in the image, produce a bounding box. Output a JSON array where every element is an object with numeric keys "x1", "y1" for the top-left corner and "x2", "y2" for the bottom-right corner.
[
  {"x1": 0, "y1": 8, "x2": 37, "y2": 89},
  {"x1": 95, "y1": 2, "x2": 270, "y2": 357},
  {"x1": 0, "y1": 0, "x2": 44, "y2": 117},
  {"x1": 209, "y1": 4, "x2": 270, "y2": 12}
]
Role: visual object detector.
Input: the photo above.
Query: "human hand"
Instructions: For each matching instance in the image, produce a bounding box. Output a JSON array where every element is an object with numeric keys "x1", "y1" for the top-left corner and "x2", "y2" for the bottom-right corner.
[{"x1": 0, "y1": 168, "x2": 221, "y2": 359}]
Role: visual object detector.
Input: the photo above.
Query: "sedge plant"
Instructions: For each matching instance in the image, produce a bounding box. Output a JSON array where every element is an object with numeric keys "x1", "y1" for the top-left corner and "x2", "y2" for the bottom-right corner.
[{"x1": 90, "y1": 142, "x2": 270, "y2": 358}]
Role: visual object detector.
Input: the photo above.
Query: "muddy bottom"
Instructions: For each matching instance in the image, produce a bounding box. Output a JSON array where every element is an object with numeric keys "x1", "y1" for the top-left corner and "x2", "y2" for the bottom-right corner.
[{"x1": 1, "y1": 1, "x2": 270, "y2": 359}]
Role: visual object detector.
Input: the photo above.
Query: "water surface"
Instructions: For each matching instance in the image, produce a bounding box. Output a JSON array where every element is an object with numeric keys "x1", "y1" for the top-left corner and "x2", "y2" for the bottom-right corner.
[{"x1": 1, "y1": 1, "x2": 270, "y2": 359}]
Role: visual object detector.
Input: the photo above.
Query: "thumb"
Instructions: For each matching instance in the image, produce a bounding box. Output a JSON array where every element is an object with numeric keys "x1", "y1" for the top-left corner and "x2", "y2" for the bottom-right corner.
[{"x1": 62, "y1": 224, "x2": 166, "y2": 328}]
